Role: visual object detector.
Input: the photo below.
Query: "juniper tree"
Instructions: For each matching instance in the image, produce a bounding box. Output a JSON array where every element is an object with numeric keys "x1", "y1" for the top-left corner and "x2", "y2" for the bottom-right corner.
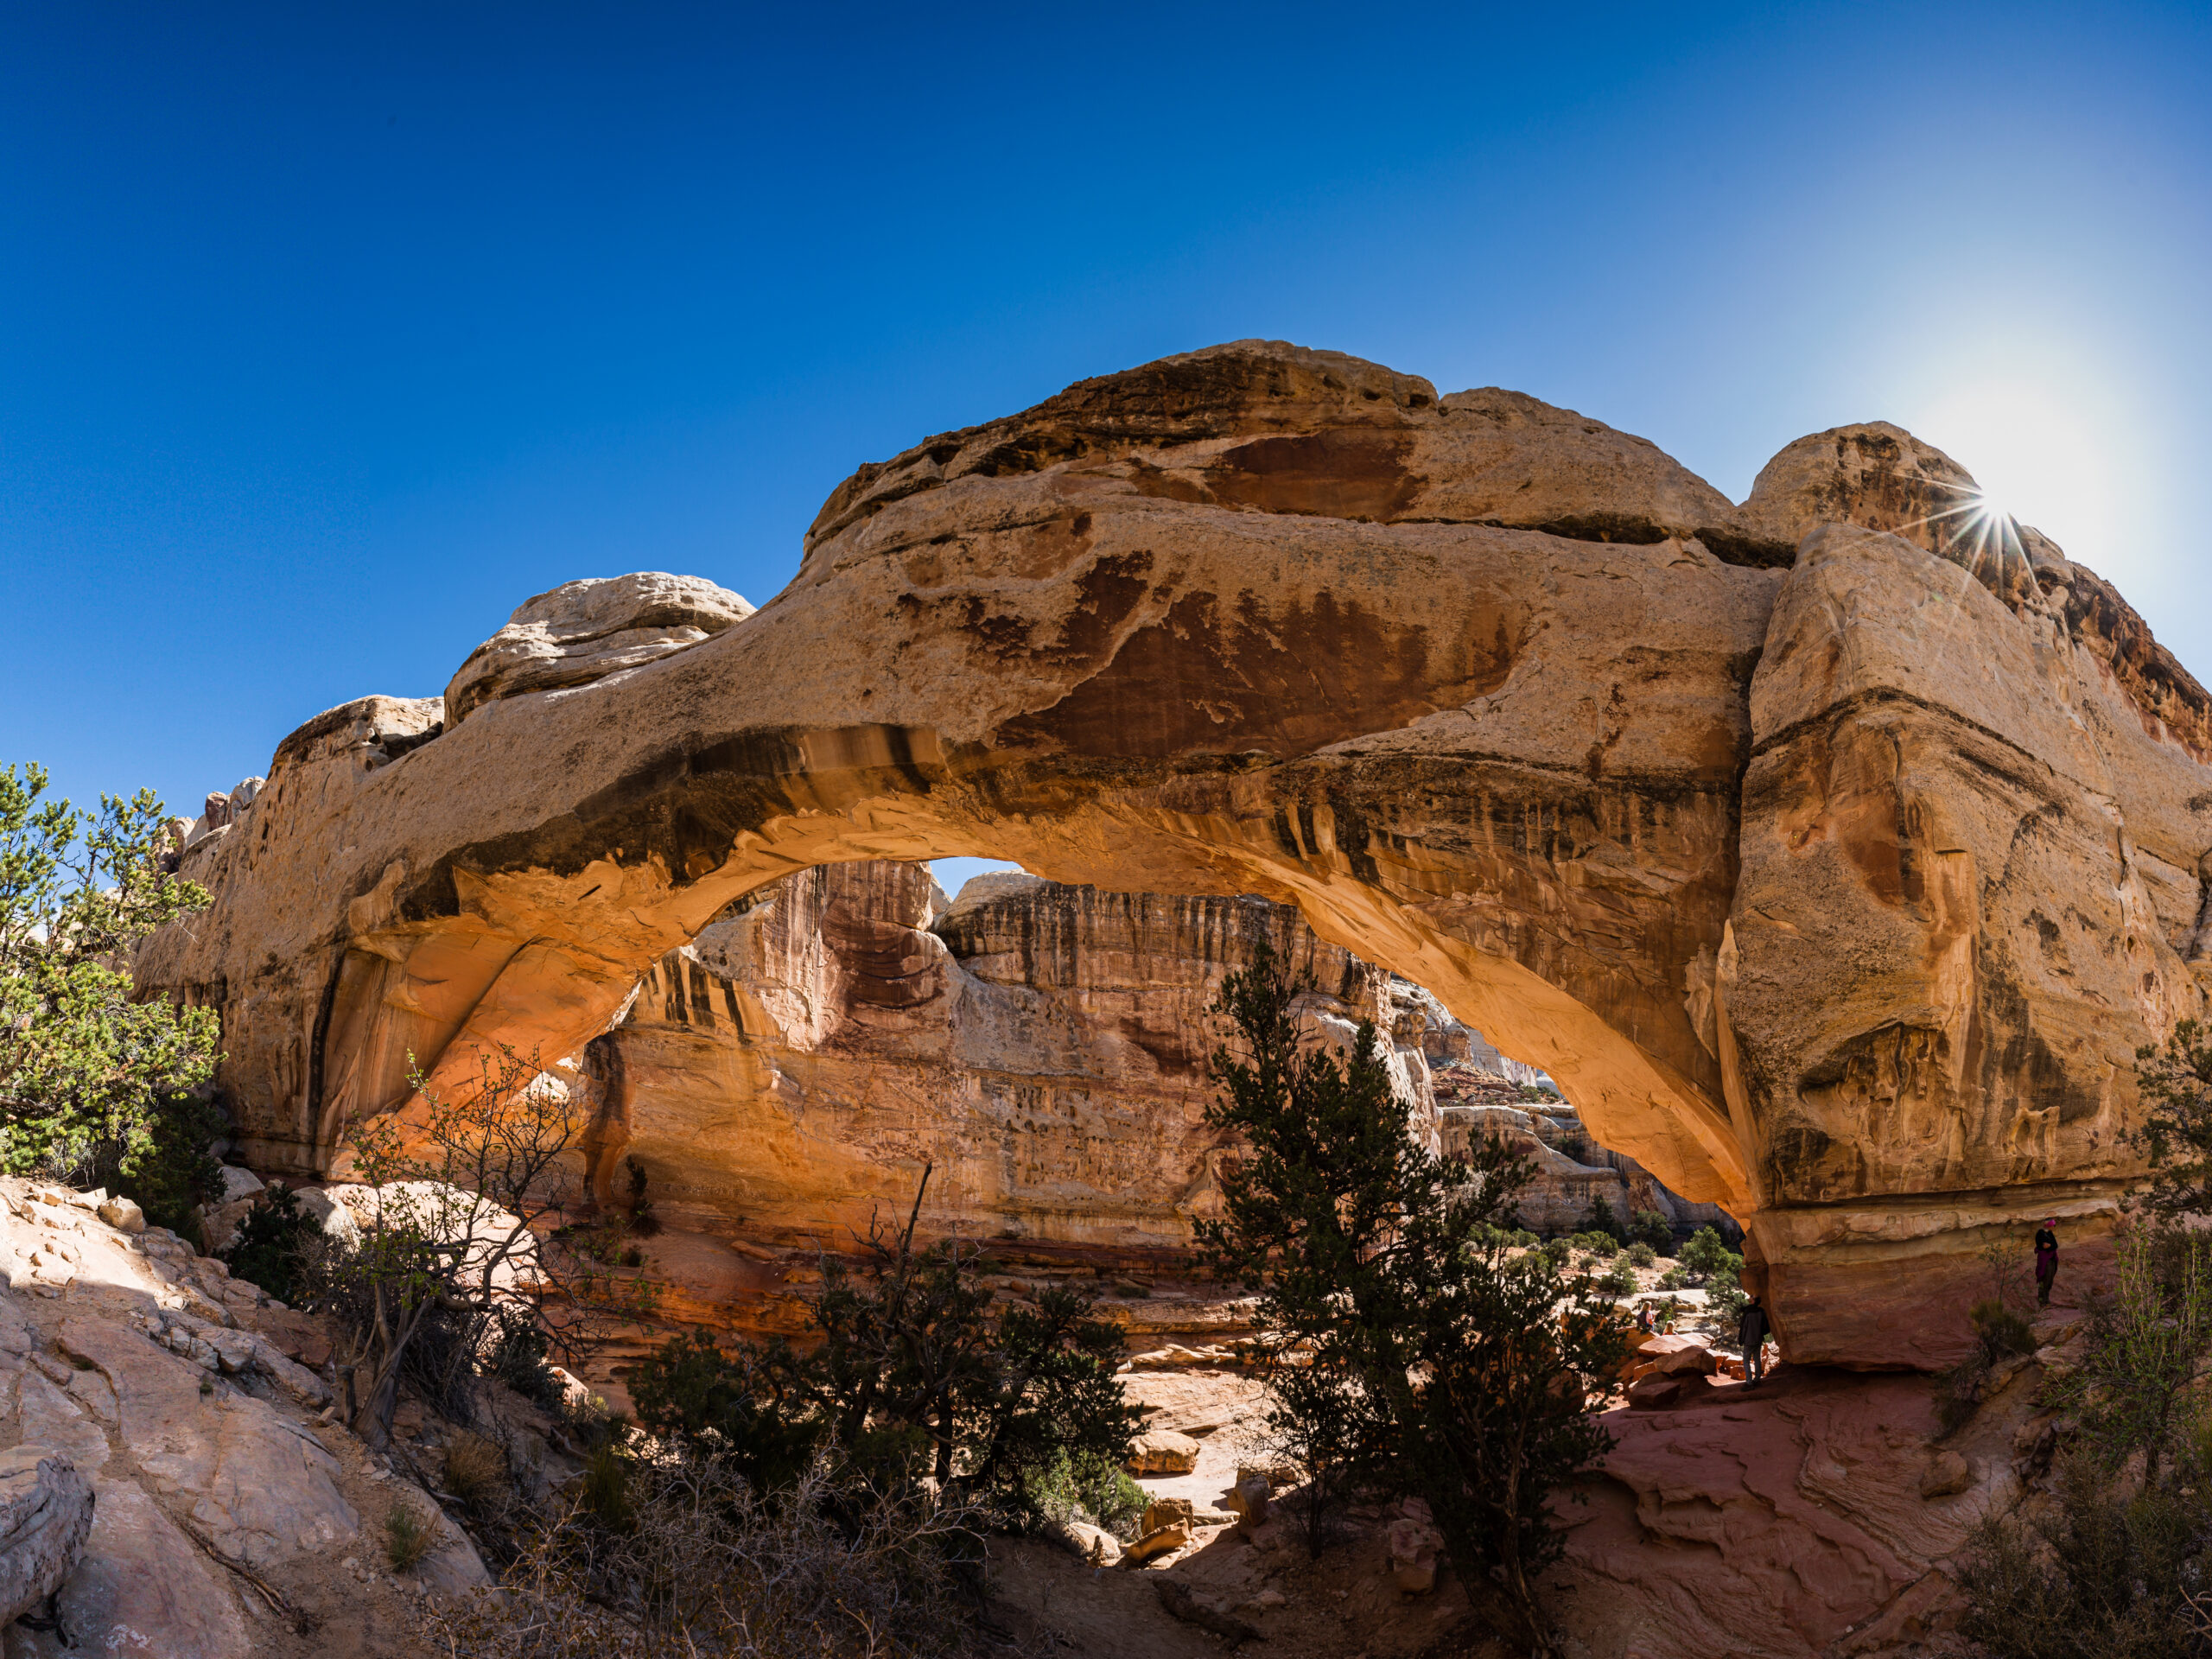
[
  {"x1": 1196, "y1": 942, "x2": 1628, "y2": 1656},
  {"x1": 0, "y1": 762, "x2": 220, "y2": 1215}
]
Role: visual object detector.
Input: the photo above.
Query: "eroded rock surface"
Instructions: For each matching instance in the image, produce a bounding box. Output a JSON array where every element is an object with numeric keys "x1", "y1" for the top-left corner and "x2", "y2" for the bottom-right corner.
[
  {"x1": 588, "y1": 860, "x2": 1446, "y2": 1249},
  {"x1": 139, "y1": 339, "x2": 2212, "y2": 1367}
]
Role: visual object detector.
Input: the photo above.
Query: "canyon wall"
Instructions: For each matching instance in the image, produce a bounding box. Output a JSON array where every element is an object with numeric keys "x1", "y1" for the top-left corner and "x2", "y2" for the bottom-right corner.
[
  {"x1": 138, "y1": 340, "x2": 2212, "y2": 1366},
  {"x1": 583, "y1": 859, "x2": 1434, "y2": 1249}
]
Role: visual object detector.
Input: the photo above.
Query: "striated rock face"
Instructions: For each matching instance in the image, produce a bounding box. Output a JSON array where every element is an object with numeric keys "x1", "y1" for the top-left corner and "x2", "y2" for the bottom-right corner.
[
  {"x1": 0, "y1": 1446, "x2": 93, "y2": 1625},
  {"x1": 582, "y1": 860, "x2": 1439, "y2": 1251},
  {"x1": 139, "y1": 338, "x2": 2212, "y2": 1368}
]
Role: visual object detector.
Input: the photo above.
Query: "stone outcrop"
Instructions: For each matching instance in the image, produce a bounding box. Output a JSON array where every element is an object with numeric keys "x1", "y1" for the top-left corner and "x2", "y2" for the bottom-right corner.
[
  {"x1": 443, "y1": 571, "x2": 756, "y2": 730},
  {"x1": 0, "y1": 1179, "x2": 487, "y2": 1656},
  {"x1": 583, "y1": 860, "x2": 1445, "y2": 1251},
  {"x1": 138, "y1": 339, "x2": 2212, "y2": 1368},
  {"x1": 0, "y1": 1447, "x2": 93, "y2": 1625}
]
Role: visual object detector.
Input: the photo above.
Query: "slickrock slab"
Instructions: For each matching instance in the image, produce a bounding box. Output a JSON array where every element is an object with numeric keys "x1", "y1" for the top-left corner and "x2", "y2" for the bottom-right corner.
[
  {"x1": 56, "y1": 1318, "x2": 357, "y2": 1569},
  {"x1": 26, "y1": 1477, "x2": 248, "y2": 1659}
]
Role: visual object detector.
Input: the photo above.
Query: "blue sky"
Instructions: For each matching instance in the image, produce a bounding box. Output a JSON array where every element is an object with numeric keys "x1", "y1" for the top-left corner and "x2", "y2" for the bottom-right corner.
[{"x1": 5, "y1": 2, "x2": 2209, "y2": 894}]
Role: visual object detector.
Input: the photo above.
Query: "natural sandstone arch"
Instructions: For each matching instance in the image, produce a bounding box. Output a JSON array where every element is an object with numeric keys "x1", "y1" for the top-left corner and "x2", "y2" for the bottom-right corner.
[{"x1": 143, "y1": 340, "x2": 2212, "y2": 1367}]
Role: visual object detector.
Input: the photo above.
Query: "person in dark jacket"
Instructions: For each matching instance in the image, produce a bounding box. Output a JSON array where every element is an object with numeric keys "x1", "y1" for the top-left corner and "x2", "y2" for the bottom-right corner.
[
  {"x1": 2035, "y1": 1219, "x2": 2059, "y2": 1307},
  {"x1": 1635, "y1": 1301, "x2": 1655, "y2": 1337},
  {"x1": 1738, "y1": 1295, "x2": 1772, "y2": 1384}
]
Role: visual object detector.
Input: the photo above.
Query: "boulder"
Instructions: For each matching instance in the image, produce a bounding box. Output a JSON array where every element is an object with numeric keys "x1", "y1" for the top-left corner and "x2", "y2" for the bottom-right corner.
[
  {"x1": 1626, "y1": 1374, "x2": 1688, "y2": 1410},
  {"x1": 55, "y1": 1317, "x2": 357, "y2": 1569},
  {"x1": 0, "y1": 1448, "x2": 92, "y2": 1624},
  {"x1": 94, "y1": 1196, "x2": 144, "y2": 1236},
  {"x1": 1635, "y1": 1335, "x2": 1716, "y2": 1377},
  {"x1": 1920, "y1": 1450, "x2": 1973, "y2": 1499},
  {"x1": 1048, "y1": 1518, "x2": 1122, "y2": 1567},
  {"x1": 290, "y1": 1187, "x2": 362, "y2": 1252},
  {"x1": 1386, "y1": 1514, "x2": 1441, "y2": 1595},
  {"x1": 1123, "y1": 1521, "x2": 1190, "y2": 1562},
  {"x1": 1141, "y1": 1496, "x2": 1195, "y2": 1535},
  {"x1": 1153, "y1": 1576, "x2": 1260, "y2": 1642},
  {"x1": 1222, "y1": 1473, "x2": 1270, "y2": 1524},
  {"x1": 444, "y1": 571, "x2": 754, "y2": 728},
  {"x1": 1124, "y1": 1429, "x2": 1202, "y2": 1476},
  {"x1": 213, "y1": 1167, "x2": 264, "y2": 1207}
]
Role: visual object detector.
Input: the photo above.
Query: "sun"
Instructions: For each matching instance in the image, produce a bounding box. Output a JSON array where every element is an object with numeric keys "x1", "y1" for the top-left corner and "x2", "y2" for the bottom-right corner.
[{"x1": 1912, "y1": 376, "x2": 2114, "y2": 563}]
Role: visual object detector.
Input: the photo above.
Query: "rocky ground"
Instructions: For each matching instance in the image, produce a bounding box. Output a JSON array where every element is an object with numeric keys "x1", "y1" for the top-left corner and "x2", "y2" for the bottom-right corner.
[
  {"x1": 0, "y1": 1171, "x2": 2096, "y2": 1659},
  {"x1": 0, "y1": 1179, "x2": 501, "y2": 1658}
]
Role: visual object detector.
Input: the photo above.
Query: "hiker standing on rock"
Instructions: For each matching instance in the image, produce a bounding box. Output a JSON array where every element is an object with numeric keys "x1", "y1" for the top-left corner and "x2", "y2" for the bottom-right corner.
[
  {"x1": 2035, "y1": 1218, "x2": 2059, "y2": 1307},
  {"x1": 1738, "y1": 1294, "x2": 1772, "y2": 1385}
]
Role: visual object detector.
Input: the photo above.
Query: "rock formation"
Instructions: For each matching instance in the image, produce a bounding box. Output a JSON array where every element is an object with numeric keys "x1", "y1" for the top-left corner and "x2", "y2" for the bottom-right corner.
[
  {"x1": 576, "y1": 855, "x2": 1700, "y2": 1256},
  {"x1": 138, "y1": 340, "x2": 2212, "y2": 1367},
  {"x1": 586, "y1": 860, "x2": 1439, "y2": 1249},
  {"x1": 0, "y1": 1179, "x2": 488, "y2": 1656}
]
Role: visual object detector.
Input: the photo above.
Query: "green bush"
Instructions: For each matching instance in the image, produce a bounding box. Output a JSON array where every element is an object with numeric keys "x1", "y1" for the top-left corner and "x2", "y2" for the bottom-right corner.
[
  {"x1": 1600, "y1": 1258, "x2": 1638, "y2": 1298},
  {"x1": 1630, "y1": 1210, "x2": 1674, "y2": 1253},
  {"x1": 0, "y1": 765, "x2": 219, "y2": 1190},
  {"x1": 1627, "y1": 1242, "x2": 1656, "y2": 1268},
  {"x1": 1681, "y1": 1226, "x2": 1742, "y2": 1285},
  {"x1": 1958, "y1": 1452, "x2": 2212, "y2": 1658},
  {"x1": 1020, "y1": 1448, "x2": 1148, "y2": 1540},
  {"x1": 220, "y1": 1185, "x2": 317, "y2": 1305},
  {"x1": 1658, "y1": 1266, "x2": 1688, "y2": 1291}
]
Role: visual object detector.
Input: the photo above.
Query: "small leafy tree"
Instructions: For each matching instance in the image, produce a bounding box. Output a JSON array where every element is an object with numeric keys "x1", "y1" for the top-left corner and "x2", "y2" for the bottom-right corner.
[
  {"x1": 318, "y1": 1043, "x2": 652, "y2": 1446},
  {"x1": 624, "y1": 1169, "x2": 1135, "y2": 1522},
  {"x1": 1629, "y1": 1210, "x2": 1674, "y2": 1253},
  {"x1": 1197, "y1": 942, "x2": 1628, "y2": 1656},
  {"x1": 2131, "y1": 1020, "x2": 2212, "y2": 1222},
  {"x1": 2049, "y1": 1230, "x2": 2212, "y2": 1484},
  {"x1": 0, "y1": 764, "x2": 219, "y2": 1197}
]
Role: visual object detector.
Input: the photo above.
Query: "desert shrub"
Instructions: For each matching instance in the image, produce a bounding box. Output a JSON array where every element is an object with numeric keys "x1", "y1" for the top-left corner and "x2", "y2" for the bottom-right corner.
[
  {"x1": 220, "y1": 1184, "x2": 316, "y2": 1305},
  {"x1": 624, "y1": 1154, "x2": 662, "y2": 1236},
  {"x1": 1541, "y1": 1237, "x2": 1572, "y2": 1268},
  {"x1": 1658, "y1": 1266, "x2": 1688, "y2": 1292},
  {"x1": 1957, "y1": 1452, "x2": 2212, "y2": 1659},
  {"x1": 442, "y1": 1433, "x2": 509, "y2": 1513},
  {"x1": 1601, "y1": 1258, "x2": 1638, "y2": 1299},
  {"x1": 1627, "y1": 1242, "x2": 1656, "y2": 1268},
  {"x1": 1019, "y1": 1447, "x2": 1147, "y2": 1539},
  {"x1": 625, "y1": 1206, "x2": 1135, "y2": 1520},
  {"x1": 1973, "y1": 1298, "x2": 2037, "y2": 1363},
  {"x1": 429, "y1": 1452, "x2": 979, "y2": 1659},
  {"x1": 385, "y1": 1504, "x2": 436, "y2": 1571},
  {"x1": 111, "y1": 1090, "x2": 228, "y2": 1236},
  {"x1": 1630, "y1": 1210, "x2": 1674, "y2": 1253},
  {"x1": 486, "y1": 1306, "x2": 567, "y2": 1413}
]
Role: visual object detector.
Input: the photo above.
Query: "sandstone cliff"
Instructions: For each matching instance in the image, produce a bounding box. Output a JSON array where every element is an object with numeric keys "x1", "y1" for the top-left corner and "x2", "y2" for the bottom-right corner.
[
  {"x1": 138, "y1": 339, "x2": 2212, "y2": 1367},
  {"x1": 582, "y1": 860, "x2": 1432, "y2": 1249}
]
